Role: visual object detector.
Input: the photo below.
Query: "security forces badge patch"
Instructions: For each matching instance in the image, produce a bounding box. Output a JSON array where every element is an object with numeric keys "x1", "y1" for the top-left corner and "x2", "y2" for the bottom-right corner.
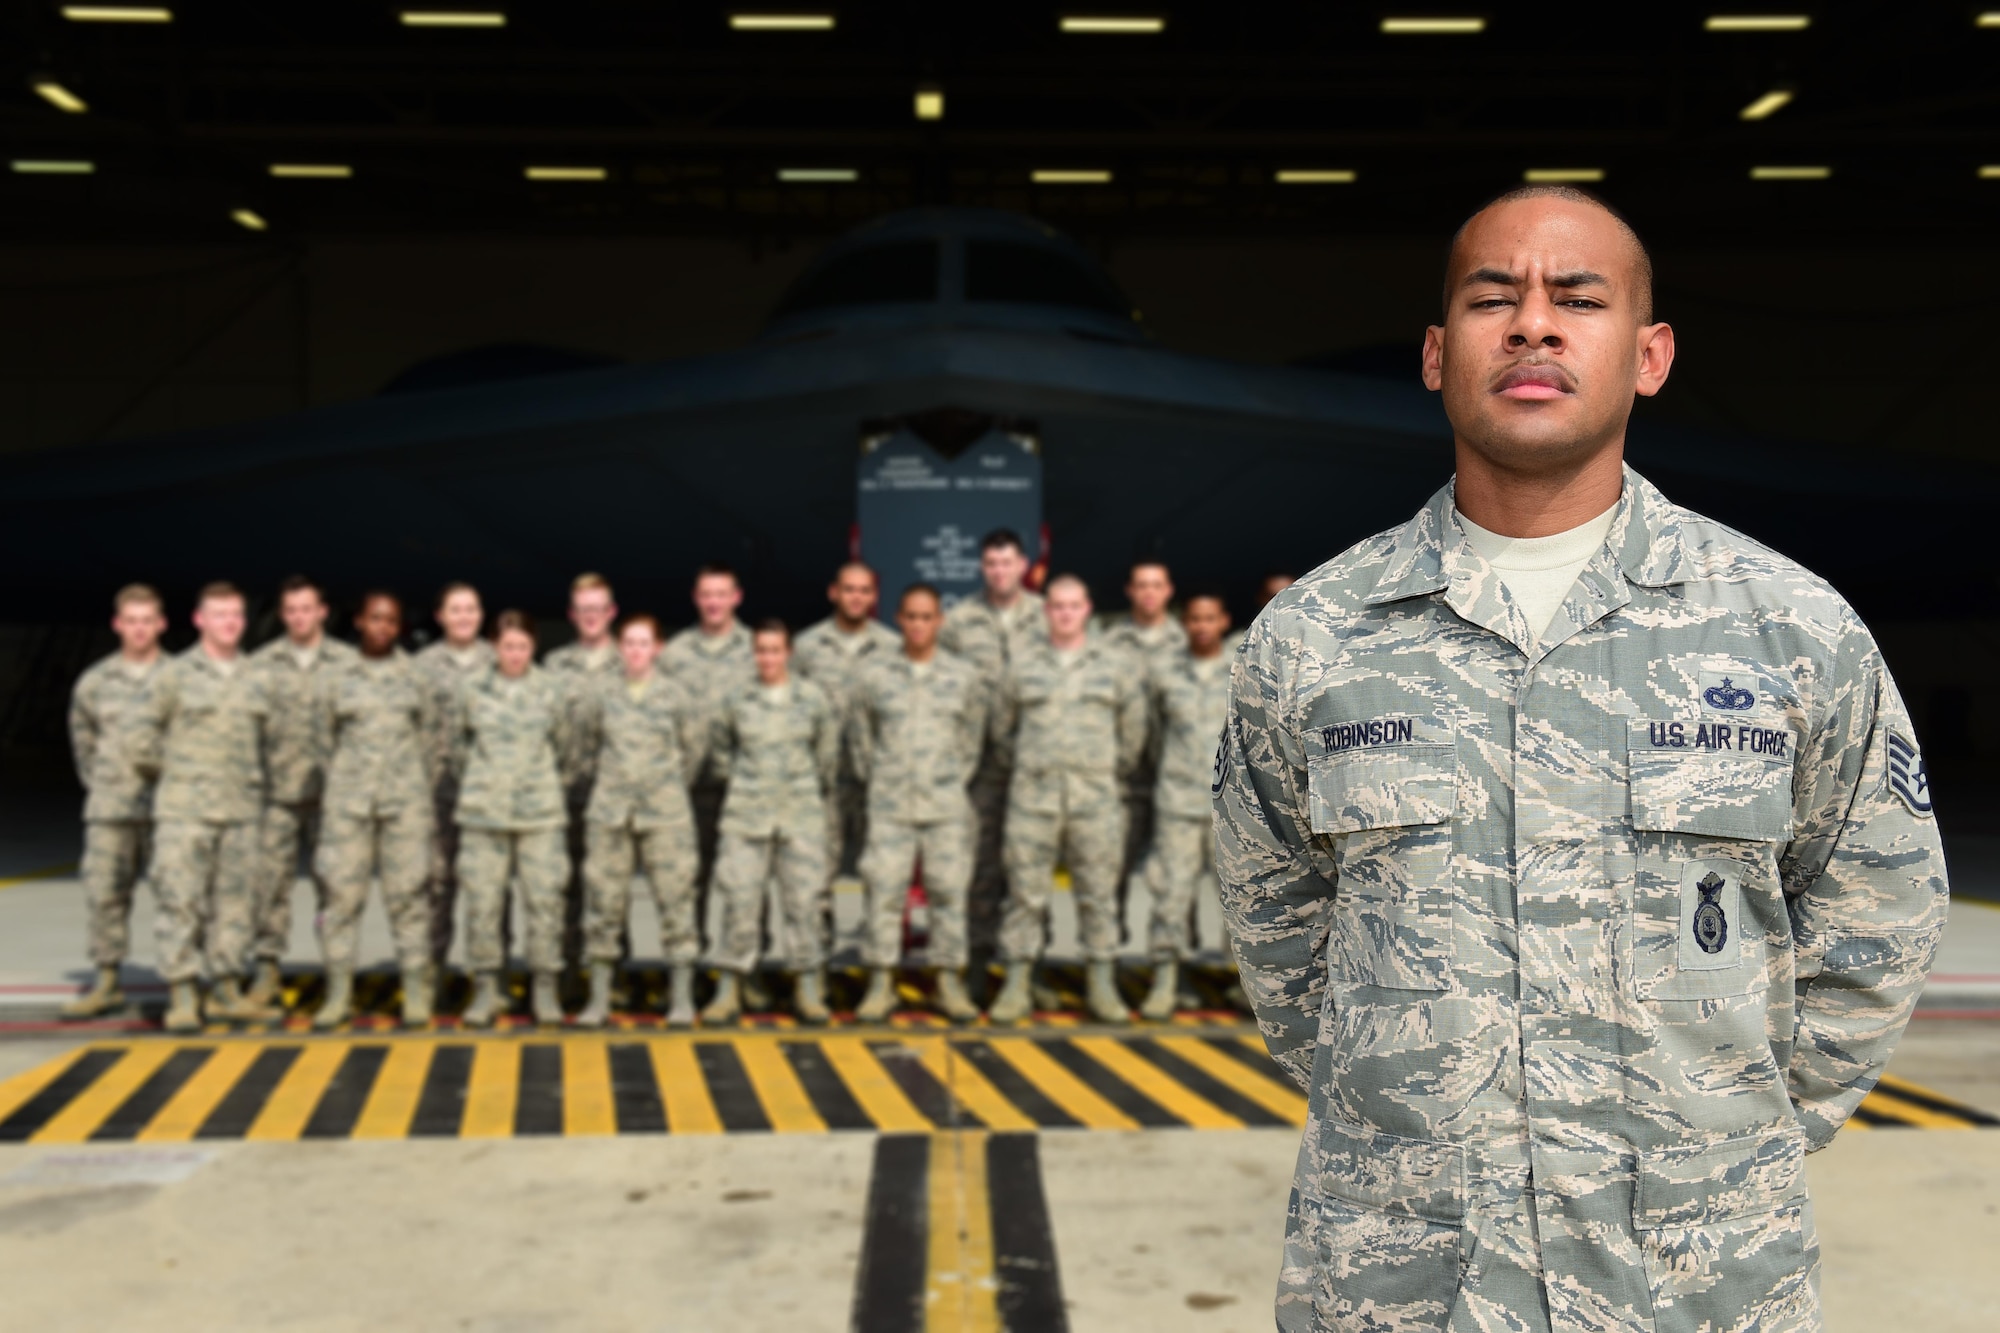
[
  {"x1": 1886, "y1": 729, "x2": 1934, "y2": 817},
  {"x1": 1698, "y1": 671, "x2": 1756, "y2": 712},
  {"x1": 1679, "y1": 859, "x2": 1741, "y2": 972}
]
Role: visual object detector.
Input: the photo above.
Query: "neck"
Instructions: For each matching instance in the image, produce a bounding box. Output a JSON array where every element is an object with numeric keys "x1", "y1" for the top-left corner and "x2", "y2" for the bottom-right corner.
[
  {"x1": 1189, "y1": 641, "x2": 1224, "y2": 660},
  {"x1": 1451, "y1": 438, "x2": 1624, "y2": 538},
  {"x1": 363, "y1": 644, "x2": 393, "y2": 660},
  {"x1": 834, "y1": 614, "x2": 869, "y2": 634},
  {"x1": 701, "y1": 618, "x2": 734, "y2": 638},
  {"x1": 903, "y1": 642, "x2": 936, "y2": 664},
  {"x1": 985, "y1": 587, "x2": 1020, "y2": 611},
  {"x1": 625, "y1": 665, "x2": 653, "y2": 684},
  {"x1": 500, "y1": 666, "x2": 528, "y2": 680},
  {"x1": 200, "y1": 640, "x2": 237, "y2": 662},
  {"x1": 576, "y1": 635, "x2": 610, "y2": 652},
  {"x1": 445, "y1": 632, "x2": 478, "y2": 650},
  {"x1": 120, "y1": 645, "x2": 159, "y2": 666},
  {"x1": 288, "y1": 631, "x2": 323, "y2": 651},
  {"x1": 1129, "y1": 609, "x2": 1166, "y2": 630},
  {"x1": 761, "y1": 671, "x2": 789, "y2": 687},
  {"x1": 1050, "y1": 633, "x2": 1086, "y2": 652}
]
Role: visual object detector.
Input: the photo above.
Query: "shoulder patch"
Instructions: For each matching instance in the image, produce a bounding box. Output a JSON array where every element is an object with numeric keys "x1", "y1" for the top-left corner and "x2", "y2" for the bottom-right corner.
[{"x1": 1886, "y1": 729, "x2": 1933, "y2": 817}]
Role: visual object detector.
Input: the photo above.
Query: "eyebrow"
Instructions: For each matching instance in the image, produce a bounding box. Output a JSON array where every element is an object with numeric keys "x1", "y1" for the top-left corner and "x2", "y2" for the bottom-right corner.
[{"x1": 1461, "y1": 267, "x2": 1611, "y2": 291}]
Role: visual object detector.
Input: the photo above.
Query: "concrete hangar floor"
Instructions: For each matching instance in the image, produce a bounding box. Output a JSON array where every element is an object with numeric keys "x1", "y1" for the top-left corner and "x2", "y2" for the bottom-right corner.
[{"x1": 0, "y1": 838, "x2": 1995, "y2": 1331}]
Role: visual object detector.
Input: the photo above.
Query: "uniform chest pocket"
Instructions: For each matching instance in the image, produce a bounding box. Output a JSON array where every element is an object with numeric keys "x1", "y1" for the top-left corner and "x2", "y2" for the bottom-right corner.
[
  {"x1": 1307, "y1": 739, "x2": 1458, "y2": 993},
  {"x1": 1628, "y1": 721, "x2": 1795, "y2": 1001}
]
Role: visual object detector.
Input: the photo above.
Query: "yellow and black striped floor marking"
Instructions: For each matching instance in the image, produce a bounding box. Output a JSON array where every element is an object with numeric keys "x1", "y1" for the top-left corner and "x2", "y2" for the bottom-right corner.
[
  {"x1": 852, "y1": 1131, "x2": 1066, "y2": 1333},
  {"x1": 0, "y1": 1032, "x2": 1989, "y2": 1144}
]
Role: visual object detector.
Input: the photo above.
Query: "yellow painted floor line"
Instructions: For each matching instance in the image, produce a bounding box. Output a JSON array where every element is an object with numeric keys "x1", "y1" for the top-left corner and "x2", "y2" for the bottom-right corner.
[
  {"x1": 138, "y1": 1042, "x2": 261, "y2": 1143},
  {"x1": 651, "y1": 1037, "x2": 722, "y2": 1135},
  {"x1": 460, "y1": 1040, "x2": 520, "y2": 1139},
  {"x1": 1863, "y1": 1090, "x2": 1976, "y2": 1130},
  {"x1": 1153, "y1": 1035, "x2": 1308, "y2": 1124},
  {"x1": 351, "y1": 1041, "x2": 432, "y2": 1140},
  {"x1": 1070, "y1": 1035, "x2": 1242, "y2": 1129},
  {"x1": 734, "y1": 1038, "x2": 828, "y2": 1134},
  {"x1": 820, "y1": 1035, "x2": 931, "y2": 1132},
  {"x1": 30, "y1": 1042, "x2": 177, "y2": 1144},
  {"x1": 0, "y1": 861, "x2": 79, "y2": 891},
  {"x1": 245, "y1": 1042, "x2": 347, "y2": 1142},
  {"x1": 916, "y1": 1038, "x2": 1036, "y2": 1133},
  {"x1": 1879, "y1": 1074, "x2": 1991, "y2": 1115},
  {"x1": 0, "y1": 1045, "x2": 94, "y2": 1123},
  {"x1": 560, "y1": 1037, "x2": 616, "y2": 1137},
  {"x1": 981, "y1": 1037, "x2": 1139, "y2": 1131},
  {"x1": 926, "y1": 1131, "x2": 1000, "y2": 1333}
]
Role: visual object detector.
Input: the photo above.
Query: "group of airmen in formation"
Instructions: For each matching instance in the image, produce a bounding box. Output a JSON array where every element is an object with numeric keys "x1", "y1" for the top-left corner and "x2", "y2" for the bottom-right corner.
[{"x1": 64, "y1": 529, "x2": 1282, "y2": 1033}]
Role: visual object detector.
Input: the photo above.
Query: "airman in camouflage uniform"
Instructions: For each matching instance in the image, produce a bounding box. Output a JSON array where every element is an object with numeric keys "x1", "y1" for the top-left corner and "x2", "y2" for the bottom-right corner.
[
  {"x1": 938, "y1": 529, "x2": 1047, "y2": 976},
  {"x1": 247, "y1": 577, "x2": 358, "y2": 1006},
  {"x1": 1216, "y1": 190, "x2": 1947, "y2": 1333},
  {"x1": 701, "y1": 623, "x2": 841, "y2": 1025},
  {"x1": 1103, "y1": 560, "x2": 1189, "y2": 951},
  {"x1": 412, "y1": 583, "x2": 495, "y2": 961},
  {"x1": 450, "y1": 611, "x2": 574, "y2": 1027},
  {"x1": 989, "y1": 575, "x2": 1147, "y2": 1024},
  {"x1": 1135, "y1": 589, "x2": 1233, "y2": 1019},
  {"x1": 849, "y1": 584, "x2": 988, "y2": 1022},
  {"x1": 134, "y1": 583, "x2": 279, "y2": 1031},
  {"x1": 543, "y1": 572, "x2": 622, "y2": 967},
  {"x1": 313, "y1": 593, "x2": 442, "y2": 1028},
  {"x1": 794, "y1": 562, "x2": 901, "y2": 879},
  {"x1": 61, "y1": 584, "x2": 168, "y2": 1018},
  {"x1": 573, "y1": 615, "x2": 707, "y2": 1027},
  {"x1": 663, "y1": 564, "x2": 755, "y2": 924}
]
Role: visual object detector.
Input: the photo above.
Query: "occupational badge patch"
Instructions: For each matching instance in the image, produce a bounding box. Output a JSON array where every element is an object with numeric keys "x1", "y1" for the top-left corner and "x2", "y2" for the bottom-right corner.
[
  {"x1": 1698, "y1": 672, "x2": 1756, "y2": 711},
  {"x1": 1678, "y1": 859, "x2": 1742, "y2": 972},
  {"x1": 1211, "y1": 722, "x2": 1233, "y2": 798},
  {"x1": 1886, "y1": 729, "x2": 1933, "y2": 817}
]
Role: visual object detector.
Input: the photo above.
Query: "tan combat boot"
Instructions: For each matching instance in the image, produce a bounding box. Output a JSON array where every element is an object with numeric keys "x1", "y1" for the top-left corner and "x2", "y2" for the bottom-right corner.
[
  {"x1": 60, "y1": 965, "x2": 125, "y2": 1019},
  {"x1": 575, "y1": 962, "x2": 613, "y2": 1029},
  {"x1": 401, "y1": 963, "x2": 435, "y2": 1028},
  {"x1": 1086, "y1": 960, "x2": 1130, "y2": 1024},
  {"x1": 313, "y1": 967, "x2": 354, "y2": 1031},
  {"x1": 244, "y1": 958, "x2": 284, "y2": 1008},
  {"x1": 793, "y1": 970, "x2": 831, "y2": 1026},
  {"x1": 986, "y1": 962, "x2": 1034, "y2": 1024},
  {"x1": 700, "y1": 970, "x2": 742, "y2": 1025},
  {"x1": 854, "y1": 968, "x2": 898, "y2": 1023},
  {"x1": 664, "y1": 965, "x2": 696, "y2": 1027},
  {"x1": 932, "y1": 969, "x2": 979, "y2": 1024},
  {"x1": 206, "y1": 975, "x2": 282, "y2": 1024},
  {"x1": 531, "y1": 970, "x2": 564, "y2": 1026},
  {"x1": 462, "y1": 970, "x2": 504, "y2": 1028},
  {"x1": 1139, "y1": 957, "x2": 1178, "y2": 1022},
  {"x1": 162, "y1": 980, "x2": 202, "y2": 1033}
]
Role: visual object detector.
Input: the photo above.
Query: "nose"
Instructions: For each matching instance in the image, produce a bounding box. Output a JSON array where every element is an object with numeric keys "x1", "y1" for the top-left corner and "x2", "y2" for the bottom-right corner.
[{"x1": 1505, "y1": 289, "x2": 1564, "y2": 351}]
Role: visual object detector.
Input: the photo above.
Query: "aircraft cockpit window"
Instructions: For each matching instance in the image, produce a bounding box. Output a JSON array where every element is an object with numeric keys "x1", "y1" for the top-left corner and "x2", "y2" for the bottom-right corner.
[
  {"x1": 963, "y1": 241, "x2": 1130, "y2": 317},
  {"x1": 772, "y1": 241, "x2": 940, "y2": 314}
]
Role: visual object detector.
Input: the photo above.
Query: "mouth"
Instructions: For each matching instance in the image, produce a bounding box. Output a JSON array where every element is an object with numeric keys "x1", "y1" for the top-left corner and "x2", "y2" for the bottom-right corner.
[{"x1": 1494, "y1": 364, "x2": 1574, "y2": 400}]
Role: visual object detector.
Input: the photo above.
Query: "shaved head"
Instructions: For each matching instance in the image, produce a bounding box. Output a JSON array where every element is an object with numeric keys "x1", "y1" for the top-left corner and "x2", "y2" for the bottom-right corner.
[{"x1": 1446, "y1": 185, "x2": 1653, "y2": 324}]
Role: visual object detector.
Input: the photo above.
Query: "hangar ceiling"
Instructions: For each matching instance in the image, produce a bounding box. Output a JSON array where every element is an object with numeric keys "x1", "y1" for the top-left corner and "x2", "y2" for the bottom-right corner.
[{"x1": 4, "y1": 4, "x2": 1997, "y2": 243}]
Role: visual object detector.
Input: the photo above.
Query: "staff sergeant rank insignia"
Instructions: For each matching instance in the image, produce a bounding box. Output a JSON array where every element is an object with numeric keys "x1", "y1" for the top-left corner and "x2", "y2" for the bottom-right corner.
[
  {"x1": 1887, "y1": 729, "x2": 1933, "y2": 817},
  {"x1": 1693, "y1": 872, "x2": 1729, "y2": 955}
]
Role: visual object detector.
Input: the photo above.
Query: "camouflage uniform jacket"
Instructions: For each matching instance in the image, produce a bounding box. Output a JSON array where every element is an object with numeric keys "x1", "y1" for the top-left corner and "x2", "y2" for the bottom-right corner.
[
  {"x1": 251, "y1": 636, "x2": 359, "y2": 804},
  {"x1": 795, "y1": 615, "x2": 901, "y2": 724},
  {"x1": 69, "y1": 652, "x2": 163, "y2": 822},
  {"x1": 663, "y1": 620, "x2": 754, "y2": 782},
  {"x1": 136, "y1": 649, "x2": 271, "y2": 825},
  {"x1": 322, "y1": 650, "x2": 439, "y2": 819},
  {"x1": 1102, "y1": 613, "x2": 1188, "y2": 664},
  {"x1": 1214, "y1": 468, "x2": 1947, "y2": 1332},
  {"x1": 450, "y1": 667, "x2": 571, "y2": 832},
  {"x1": 576, "y1": 671, "x2": 705, "y2": 830},
  {"x1": 713, "y1": 678, "x2": 840, "y2": 837},
  {"x1": 1147, "y1": 649, "x2": 1232, "y2": 820},
  {"x1": 939, "y1": 591, "x2": 1046, "y2": 696},
  {"x1": 542, "y1": 640, "x2": 621, "y2": 790},
  {"x1": 412, "y1": 639, "x2": 496, "y2": 783},
  {"x1": 850, "y1": 652, "x2": 987, "y2": 825},
  {"x1": 996, "y1": 640, "x2": 1148, "y2": 815}
]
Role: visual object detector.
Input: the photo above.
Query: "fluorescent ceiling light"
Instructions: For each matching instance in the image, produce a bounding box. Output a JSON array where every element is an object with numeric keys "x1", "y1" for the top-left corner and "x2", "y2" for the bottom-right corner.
[
  {"x1": 525, "y1": 166, "x2": 606, "y2": 181},
  {"x1": 231, "y1": 208, "x2": 268, "y2": 231},
  {"x1": 1523, "y1": 167, "x2": 1604, "y2": 183},
  {"x1": 730, "y1": 13, "x2": 835, "y2": 29},
  {"x1": 1060, "y1": 16, "x2": 1166, "y2": 33},
  {"x1": 400, "y1": 10, "x2": 506, "y2": 26},
  {"x1": 1750, "y1": 165, "x2": 1829, "y2": 180},
  {"x1": 778, "y1": 168, "x2": 858, "y2": 182},
  {"x1": 269, "y1": 163, "x2": 352, "y2": 179},
  {"x1": 1033, "y1": 169, "x2": 1112, "y2": 184},
  {"x1": 61, "y1": 6, "x2": 172, "y2": 20},
  {"x1": 1980, "y1": 13, "x2": 2000, "y2": 28},
  {"x1": 12, "y1": 159, "x2": 95, "y2": 174},
  {"x1": 32, "y1": 81, "x2": 88, "y2": 114},
  {"x1": 1380, "y1": 17, "x2": 1486, "y2": 34},
  {"x1": 1705, "y1": 14, "x2": 1810, "y2": 31},
  {"x1": 914, "y1": 88, "x2": 944, "y2": 121},
  {"x1": 1979, "y1": 165, "x2": 2000, "y2": 179},
  {"x1": 1275, "y1": 169, "x2": 1356, "y2": 184},
  {"x1": 1739, "y1": 89, "x2": 1793, "y2": 119}
]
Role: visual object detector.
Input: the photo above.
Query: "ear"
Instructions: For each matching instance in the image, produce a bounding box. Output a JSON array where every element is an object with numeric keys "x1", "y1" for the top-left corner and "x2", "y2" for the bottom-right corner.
[
  {"x1": 1421, "y1": 326, "x2": 1445, "y2": 392},
  {"x1": 1635, "y1": 321, "x2": 1675, "y2": 398}
]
